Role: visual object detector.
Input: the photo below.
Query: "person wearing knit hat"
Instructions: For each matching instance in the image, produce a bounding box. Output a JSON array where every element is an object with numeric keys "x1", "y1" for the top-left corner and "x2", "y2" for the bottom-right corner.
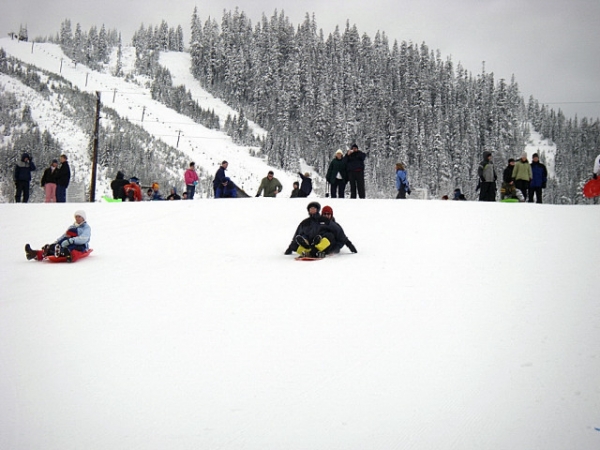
[
  {"x1": 326, "y1": 150, "x2": 348, "y2": 198},
  {"x1": 284, "y1": 202, "x2": 334, "y2": 257},
  {"x1": 320, "y1": 206, "x2": 358, "y2": 254},
  {"x1": 512, "y1": 151, "x2": 532, "y2": 200},
  {"x1": 25, "y1": 210, "x2": 91, "y2": 262}
]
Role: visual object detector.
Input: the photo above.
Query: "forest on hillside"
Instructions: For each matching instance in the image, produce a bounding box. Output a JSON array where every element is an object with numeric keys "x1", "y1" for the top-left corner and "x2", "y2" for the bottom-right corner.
[{"x1": 187, "y1": 8, "x2": 600, "y2": 202}]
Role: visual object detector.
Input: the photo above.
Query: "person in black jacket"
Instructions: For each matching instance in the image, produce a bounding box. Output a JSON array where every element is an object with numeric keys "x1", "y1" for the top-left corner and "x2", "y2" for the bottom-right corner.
[
  {"x1": 284, "y1": 202, "x2": 335, "y2": 258},
  {"x1": 14, "y1": 152, "x2": 36, "y2": 203},
  {"x1": 212, "y1": 161, "x2": 228, "y2": 197},
  {"x1": 297, "y1": 172, "x2": 313, "y2": 197},
  {"x1": 346, "y1": 144, "x2": 367, "y2": 199},
  {"x1": 320, "y1": 205, "x2": 357, "y2": 254},
  {"x1": 326, "y1": 150, "x2": 348, "y2": 198},
  {"x1": 110, "y1": 171, "x2": 129, "y2": 200},
  {"x1": 501, "y1": 158, "x2": 516, "y2": 200},
  {"x1": 55, "y1": 154, "x2": 71, "y2": 203},
  {"x1": 41, "y1": 159, "x2": 58, "y2": 202}
]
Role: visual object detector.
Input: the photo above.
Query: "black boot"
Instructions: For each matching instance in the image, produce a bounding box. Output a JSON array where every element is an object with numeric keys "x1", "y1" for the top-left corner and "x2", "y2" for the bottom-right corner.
[{"x1": 25, "y1": 244, "x2": 37, "y2": 260}]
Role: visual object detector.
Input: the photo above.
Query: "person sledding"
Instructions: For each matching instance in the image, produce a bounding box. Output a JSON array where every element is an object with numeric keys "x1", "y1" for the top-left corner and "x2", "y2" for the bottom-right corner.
[
  {"x1": 320, "y1": 205, "x2": 357, "y2": 254},
  {"x1": 25, "y1": 210, "x2": 91, "y2": 262},
  {"x1": 284, "y1": 201, "x2": 336, "y2": 258}
]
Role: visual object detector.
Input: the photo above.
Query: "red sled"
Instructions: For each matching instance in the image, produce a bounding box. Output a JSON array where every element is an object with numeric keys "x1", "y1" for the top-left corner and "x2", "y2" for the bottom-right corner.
[
  {"x1": 583, "y1": 178, "x2": 600, "y2": 199},
  {"x1": 295, "y1": 255, "x2": 324, "y2": 261},
  {"x1": 48, "y1": 249, "x2": 94, "y2": 263}
]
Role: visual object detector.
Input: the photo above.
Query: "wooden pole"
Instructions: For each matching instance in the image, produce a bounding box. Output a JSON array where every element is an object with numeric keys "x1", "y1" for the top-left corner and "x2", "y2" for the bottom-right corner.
[{"x1": 89, "y1": 91, "x2": 101, "y2": 202}]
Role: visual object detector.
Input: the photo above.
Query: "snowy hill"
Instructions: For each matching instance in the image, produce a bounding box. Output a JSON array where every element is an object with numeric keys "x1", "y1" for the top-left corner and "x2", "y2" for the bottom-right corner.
[
  {"x1": 0, "y1": 38, "x2": 307, "y2": 198},
  {"x1": 1, "y1": 199, "x2": 600, "y2": 449}
]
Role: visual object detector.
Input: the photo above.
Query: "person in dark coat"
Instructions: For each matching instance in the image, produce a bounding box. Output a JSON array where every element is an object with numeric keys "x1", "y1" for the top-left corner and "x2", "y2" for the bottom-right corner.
[
  {"x1": 55, "y1": 154, "x2": 71, "y2": 203},
  {"x1": 297, "y1": 172, "x2": 313, "y2": 197},
  {"x1": 14, "y1": 152, "x2": 36, "y2": 203},
  {"x1": 290, "y1": 182, "x2": 301, "y2": 198},
  {"x1": 166, "y1": 187, "x2": 181, "y2": 200},
  {"x1": 320, "y1": 205, "x2": 357, "y2": 254},
  {"x1": 477, "y1": 151, "x2": 497, "y2": 202},
  {"x1": 326, "y1": 150, "x2": 348, "y2": 198},
  {"x1": 528, "y1": 153, "x2": 548, "y2": 203},
  {"x1": 501, "y1": 158, "x2": 517, "y2": 200},
  {"x1": 346, "y1": 144, "x2": 367, "y2": 199},
  {"x1": 284, "y1": 202, "x2": 335, "y2": 258},
  {"x1": 212, "y1": 161, "x2": 228, "y2": 197},
  {"x1": 110, "y1": 171, "x2": 129, "y2": 201},
  {"x1": 41, "y1": 159, "x2": 58, "y2": 202}
]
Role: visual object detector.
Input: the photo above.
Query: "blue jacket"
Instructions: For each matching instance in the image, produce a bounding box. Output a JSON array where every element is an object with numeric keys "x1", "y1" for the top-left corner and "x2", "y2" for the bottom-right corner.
[
  {"x1": 395, "y1": 169, "x2": 409, "y2": 191},
  {"x1": 58, "y1": 222, "x2": 91, "y2": 250},
  {"x1": 530, "y1": 161, "x2": 548, "y2": 188}
]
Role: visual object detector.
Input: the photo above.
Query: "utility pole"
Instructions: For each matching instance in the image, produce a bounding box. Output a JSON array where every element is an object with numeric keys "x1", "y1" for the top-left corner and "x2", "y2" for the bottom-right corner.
[{"x1": 89, "y1": 91, "x2": 101, "y2": 202}]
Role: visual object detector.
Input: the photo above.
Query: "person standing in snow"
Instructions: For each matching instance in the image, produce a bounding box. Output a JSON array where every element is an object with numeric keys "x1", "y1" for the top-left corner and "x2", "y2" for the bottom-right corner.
[
  {"x1": 55, "y1": 154, "x2": 71, "y2": 203},
  {"x1": 255, "y1": 171, "x2": 283, "y2": 197},
  {"x1": 110, "y1": 171, "x2": 128, "y2": 201},
  {"x1": 477, "y1": 151, "x2": 497, "y2": 202},
  {"x1": 395, "y1": 163, "x2": 411, "y2": 199},
  {"x1": 184, "y1": 162, "x2": 199, "y2": 199},
  {"x1": 290, "y1": 182, "x2": 301, "y2": 198},
  {"x1": 41, "y1": 159, "x2": 58, "y2": 203},
  {"x1": 212, "y1": 161, "x2": 228, "y2": 197},
  {"x1": 593, "y1": 153, "x2": 600, "y2": 179},
  {"x1": 501, "y1": 158, "x2": 517, "y2": 200},
  {"x1": 346, "y1": 144, "x2": 367, "y2": 199},
  {"x1": 25, "y1": 210, "x2": 91, "y2": 262},
  {"x1": 528, "y1": 153, "x2": 548, "y2": 203},
  {"x1": 14, "y1": 152, "x2": 36, "y2": 203},
  {"x1": 326, "y1": 149, "x2": 348, "y2": 198},
  {"x1": 151, "y1": 183, "x2": 164, "y2": 200},
  {"x1": 297, "y1": 172, "x2": 313, "y2": 197},
  {"x1": 512, "y1": 152, "x2": 532, "y2": 201}
]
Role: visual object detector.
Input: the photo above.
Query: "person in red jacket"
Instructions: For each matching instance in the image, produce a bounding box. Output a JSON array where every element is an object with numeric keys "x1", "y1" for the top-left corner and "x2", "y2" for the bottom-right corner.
[{"x1": 123, "y1": 177, "x2": 143, "y2": 202}]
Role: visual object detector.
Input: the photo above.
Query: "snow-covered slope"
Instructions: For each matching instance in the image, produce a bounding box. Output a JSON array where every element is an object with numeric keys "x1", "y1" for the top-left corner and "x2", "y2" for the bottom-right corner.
[
  {"x1": 159, "y1": 51, "x2": 267, "y2": 140},
  {"x1": 0, "y1": 38, "x2": 300, "y2": 197},
  {"x1": 1, "y1": 199, "x2": 599, "y2": 449}
]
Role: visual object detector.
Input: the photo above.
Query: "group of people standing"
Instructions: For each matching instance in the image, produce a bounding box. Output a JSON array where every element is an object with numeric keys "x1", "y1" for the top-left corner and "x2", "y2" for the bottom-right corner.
[
  {"x1": 478, "y1": 151, "x2": 548, "y2": 203},
  {"x1": 14, "y1": 153, "x2": 70, "y2": 203},
  {"x1": 326, "y1": 144, "x2": 368, "y2": 198}
]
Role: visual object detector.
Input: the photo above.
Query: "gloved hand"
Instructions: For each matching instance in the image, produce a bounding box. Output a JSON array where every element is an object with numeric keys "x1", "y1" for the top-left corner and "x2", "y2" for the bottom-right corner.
[
  {"x1": 284, "y1": 248, "x2": 292, "y2": 255},
  {"x1": 347, "y1": 241, "x2": 357, "y2": 253},
  {"x1": 61, "y1": 238, "x2": 73, "y2": 248},
  {"x1": 593, "y1": 173, "x2": 598, "y2": 180},
  {"x1": 407, "y1": 188, "x2": 411, "y2": 195}
]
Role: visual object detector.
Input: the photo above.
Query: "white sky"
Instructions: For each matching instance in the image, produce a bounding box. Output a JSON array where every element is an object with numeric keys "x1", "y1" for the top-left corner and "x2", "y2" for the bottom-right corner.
[{"x1": 2, "y1": 0, "x2": 600, "y2": 119}]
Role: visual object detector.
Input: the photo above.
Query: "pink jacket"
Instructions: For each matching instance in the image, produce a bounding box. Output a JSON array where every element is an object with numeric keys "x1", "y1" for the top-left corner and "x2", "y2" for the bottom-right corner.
[{"x1": 184, "y1": 168, "x2": 199, "y2": 185}]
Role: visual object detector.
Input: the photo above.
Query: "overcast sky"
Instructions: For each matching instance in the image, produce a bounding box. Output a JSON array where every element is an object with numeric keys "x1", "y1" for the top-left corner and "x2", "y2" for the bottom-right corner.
[{"x1": 2, "y1": 0, "x2": 599, "y2": 119}]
